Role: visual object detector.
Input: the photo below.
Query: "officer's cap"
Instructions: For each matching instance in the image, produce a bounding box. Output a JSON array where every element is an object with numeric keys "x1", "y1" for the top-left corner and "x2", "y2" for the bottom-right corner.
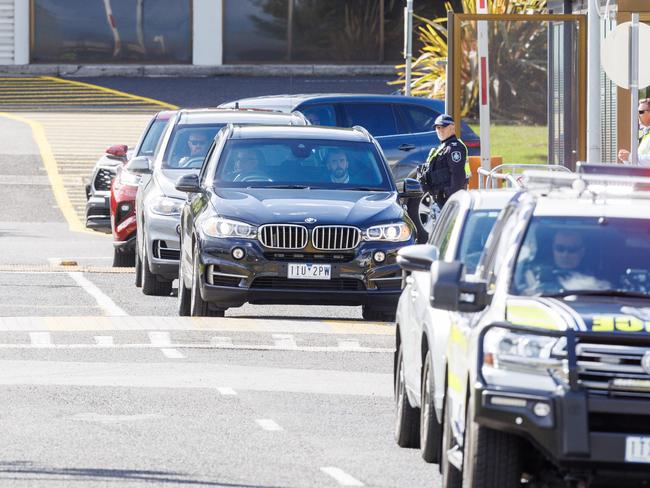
[{"x1": 434, "y1": 114, "x2": 455, "y2": 127}]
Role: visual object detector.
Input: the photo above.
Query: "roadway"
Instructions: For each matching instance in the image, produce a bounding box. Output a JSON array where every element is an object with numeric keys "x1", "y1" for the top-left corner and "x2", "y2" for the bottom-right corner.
[{"x1": 0, "y1": 76, "x2": 440, "y2": 487}]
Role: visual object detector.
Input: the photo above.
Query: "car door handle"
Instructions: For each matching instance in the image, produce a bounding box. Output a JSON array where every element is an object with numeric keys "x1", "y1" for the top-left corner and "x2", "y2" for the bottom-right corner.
[{"x1": 399, "y1": 144, "x2": 416, "y2": 151}]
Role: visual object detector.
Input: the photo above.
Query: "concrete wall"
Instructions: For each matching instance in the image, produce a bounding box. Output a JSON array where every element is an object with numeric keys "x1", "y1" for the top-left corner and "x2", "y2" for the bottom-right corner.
[
  {"x1": 14, "y1": 0, "x2": 28, "y2": 64},
  {"x1": 193, "y1": 0, "x2": 222, "y2": 66}
]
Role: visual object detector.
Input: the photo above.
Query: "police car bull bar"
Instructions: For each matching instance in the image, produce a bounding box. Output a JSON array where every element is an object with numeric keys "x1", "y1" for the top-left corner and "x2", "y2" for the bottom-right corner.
[
  {"x1": 522, "y1": 163, "x2": 650, "y2": 198},
  {"x1": 477, "y1": 164, "x2": 571, "y2": 189}
]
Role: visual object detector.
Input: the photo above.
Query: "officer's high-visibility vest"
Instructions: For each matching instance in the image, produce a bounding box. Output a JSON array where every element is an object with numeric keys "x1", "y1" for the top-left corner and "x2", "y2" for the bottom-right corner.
[{"x1": 457, "y1": 139, "x2": 471, "y2": 179}]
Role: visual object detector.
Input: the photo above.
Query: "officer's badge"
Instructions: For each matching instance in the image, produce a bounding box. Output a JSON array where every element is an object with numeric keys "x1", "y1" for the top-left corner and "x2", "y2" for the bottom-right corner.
[{"x1": 451, "y1": 151, "x2": 462, "y2": 162}]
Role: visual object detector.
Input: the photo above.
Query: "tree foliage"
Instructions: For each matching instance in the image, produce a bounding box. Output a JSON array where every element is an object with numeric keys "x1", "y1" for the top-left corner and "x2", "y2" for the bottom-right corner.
[{"x1": 393, "y1": 0, "x2": 548, "y2": 124}]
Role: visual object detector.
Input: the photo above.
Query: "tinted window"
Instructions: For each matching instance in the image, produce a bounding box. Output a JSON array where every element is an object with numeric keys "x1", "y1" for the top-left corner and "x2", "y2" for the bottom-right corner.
[
  {"x1": 214, "y1": 139, "x2": 392, "y2": 190},
  {"x1": 433, "y1": 204, "x2": 459, "y2": 260},
  {"x1": 299, "y1": 105, "x2": 337, "y2": 126},
  {"x1": 342, "y1": 103, "x2": 397, "y2": 137},
  {"x1": 456, "y1": 210, "x2": 499, "y2": 274},
  {"x1": 162, "y1": 124, "x2": 224, "y2": 169},
  {"x1": 137, "y1": 119, "x2": 169, "y2": 157},
  {"x1": 400, "y1": 105, "x2": 440, "y2": 133},
  {"x1": 32, "y1": 0, "x2": 191, "y2": 63},
  {"x1": 512, "y1": 217, "x2": 650, "y2": 297}
]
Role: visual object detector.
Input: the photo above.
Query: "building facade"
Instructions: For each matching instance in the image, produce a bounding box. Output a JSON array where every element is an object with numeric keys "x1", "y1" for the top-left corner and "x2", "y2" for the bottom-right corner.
[{"x1": 1, "y1": 0, "x2": 453, "y2": 66}]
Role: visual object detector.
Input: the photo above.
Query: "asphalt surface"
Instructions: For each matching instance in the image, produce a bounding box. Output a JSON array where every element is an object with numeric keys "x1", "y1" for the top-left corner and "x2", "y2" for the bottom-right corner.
[{"x1": 0, "y1": 79, "x2": 442, "y2": 487}]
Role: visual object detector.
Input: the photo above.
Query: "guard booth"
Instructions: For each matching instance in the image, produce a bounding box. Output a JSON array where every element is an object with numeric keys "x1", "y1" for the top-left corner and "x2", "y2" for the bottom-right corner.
[{"x1": 447, "y1": 13, "x2": 587, "y2": 171}]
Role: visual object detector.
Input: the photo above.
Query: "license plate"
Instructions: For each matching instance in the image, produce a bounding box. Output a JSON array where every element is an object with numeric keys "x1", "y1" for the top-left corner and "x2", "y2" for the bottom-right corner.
[
  {"x1": 625, "y1": 436, "x2": 650, "y2": 463},
  {"x1": 287, "y1": 263, "x2": 331, "y2": 280}
]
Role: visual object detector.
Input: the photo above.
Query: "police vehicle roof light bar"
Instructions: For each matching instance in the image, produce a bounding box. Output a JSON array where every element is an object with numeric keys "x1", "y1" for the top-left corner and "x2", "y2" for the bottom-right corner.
[{"x1": 522, "y1": 169, "x2": 650, "y2": 198}]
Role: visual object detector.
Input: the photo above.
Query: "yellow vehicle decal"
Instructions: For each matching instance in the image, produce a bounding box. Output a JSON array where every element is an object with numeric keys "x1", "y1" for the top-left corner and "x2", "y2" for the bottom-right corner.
[
  {"x1": 592, "y1": 315, "x2": 650, "y2": 333},
  {"x1": 506, "y1": 300, "x2": 567, "y2": 331},
  {"x1": 447, "y1": 369, "x2": 464, "y2": 394}
]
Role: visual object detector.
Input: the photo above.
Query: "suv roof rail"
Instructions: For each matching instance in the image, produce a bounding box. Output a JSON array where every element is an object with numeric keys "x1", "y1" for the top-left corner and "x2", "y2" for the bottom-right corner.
[
  {"x1": 523, "y1": 169, "x2": 650, "y2": 199},
  {"x1": 351, "y1": 125, "x2": 373, "y2": 142},
  {"x1": 478, "y1": 163, "x2": 571, "y2": 189}
]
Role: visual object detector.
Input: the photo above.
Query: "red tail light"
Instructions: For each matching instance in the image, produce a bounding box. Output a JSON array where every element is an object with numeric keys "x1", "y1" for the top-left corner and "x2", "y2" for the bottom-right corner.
[{"x1": 106, "y1": 144, "x2": 128, "y2": 158}]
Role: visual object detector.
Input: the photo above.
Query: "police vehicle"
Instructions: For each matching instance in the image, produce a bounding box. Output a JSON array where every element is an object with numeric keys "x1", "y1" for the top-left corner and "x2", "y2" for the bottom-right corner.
[{"x1": 424, "y1": 166, "x2": 650, "y2": 487}]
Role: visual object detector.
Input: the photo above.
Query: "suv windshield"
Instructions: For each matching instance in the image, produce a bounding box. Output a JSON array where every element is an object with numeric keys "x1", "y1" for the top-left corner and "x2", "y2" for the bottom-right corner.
[
  {"x1": 162, "y1": 123, "x2": 224, "y2": 169},
  {"x1": 138, "y1": 118, "x2": 169, "y2": 157},
  {"x1": 214, "y1": 139, "x2": 393, "y2": 190},
  {"x1": 511, "y1": 217, "x2": 650, "y2": 297}
]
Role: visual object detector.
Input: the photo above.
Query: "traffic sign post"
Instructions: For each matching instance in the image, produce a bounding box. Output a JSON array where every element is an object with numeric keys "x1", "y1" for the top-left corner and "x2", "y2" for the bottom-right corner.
[{"x1": 476, "y1": 0, "x2": 491, "y2": 172}]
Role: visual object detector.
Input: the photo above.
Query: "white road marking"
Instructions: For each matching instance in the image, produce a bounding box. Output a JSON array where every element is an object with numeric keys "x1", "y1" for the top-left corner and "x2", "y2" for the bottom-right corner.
[
  {"x1": 29, "y1": 332, "x2": 52, "y2": 347},
  {"x1": 338, "y1": 340, "x2": 361, "y2": 351},
  {"x1": 255, "y1": 419, "x2": 283, "y2": 431},
  {"x1": 67, "y1": 272, "x2": 127, "y2": 316},
  {"x1": 273, "y1": 333, "x2": 297, "y2": 349},
  {"x1": 0, "y1": 360, "x2": 392, "y2": 397},
  {"x1": 69, "y1": 413, "x2": 165, "y2": 424},
  {"x1": 149, "y1": 332, "x2": 184, "y2": 359},
  {"x1": 320, "y1": 467, "x2": 364, "y2": 487},
  {"x1": 161, "y1": 348, "x2": 185, "y2": 359},
  {"x1": 94, "y1": 336, "x2": 114, "y2": 346},
  {"x1": 217, "y1": 387, "x2": 237, "y2": 396}
]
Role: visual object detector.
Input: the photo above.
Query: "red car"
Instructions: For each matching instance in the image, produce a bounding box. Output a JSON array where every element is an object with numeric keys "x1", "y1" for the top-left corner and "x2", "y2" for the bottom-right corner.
[{"x1": 110, "y1": 110, "x2": 176, "y2": 266}]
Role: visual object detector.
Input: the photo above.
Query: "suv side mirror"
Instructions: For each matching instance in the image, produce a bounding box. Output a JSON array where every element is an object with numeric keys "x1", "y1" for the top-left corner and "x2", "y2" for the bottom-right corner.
[
  {"x1": 106, "y1": 144, "x2": 128, "y2": 159},
  {"x1": 176, "y1": 173, "x2": 201, "y2": 193},
  {"x1": 126, "y1": 156, "x2": 151, "y2": 175},
  {"x1": 430, "y1": 260, "x2": 488, "y2": 313},
  {"x1": 399, "y1": 178, "x2": 423, "y2": 199},
  {"x1": 397, "y1": 244, "x2": 439, "y2": 272}
]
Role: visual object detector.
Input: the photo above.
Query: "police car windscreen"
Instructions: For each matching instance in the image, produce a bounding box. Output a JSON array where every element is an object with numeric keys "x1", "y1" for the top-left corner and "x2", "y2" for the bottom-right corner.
[
  {"x1": 511, "y1": 217, "x2": 650, "y2": 297},
  {"x1": 457, "y1": 210, "x2": 500, "y2": 274}
]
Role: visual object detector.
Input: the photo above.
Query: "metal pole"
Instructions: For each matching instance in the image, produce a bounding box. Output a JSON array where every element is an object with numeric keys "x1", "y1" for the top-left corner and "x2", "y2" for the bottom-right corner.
[
  {"x1": 587, "y1": 0, "x2": 602, "y2": 164},
  {"x1": 630, "y1": 13, "x2": 639, "y2": 165},
  {"x1": 445, "y1": 10, "x2": 454, "y2": 114},
  {"x1": 404, "y1": 0, "x2": 413, "y2": 96},
  {"x1": 476, "y1": 1, "x2": 491, "y2": 171}
]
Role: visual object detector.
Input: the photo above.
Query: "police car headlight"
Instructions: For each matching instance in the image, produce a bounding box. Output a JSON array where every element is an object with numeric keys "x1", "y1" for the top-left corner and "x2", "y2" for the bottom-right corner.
[
  {"x1": 201, "y1": 217, "x2": 257, "y2": 239},
  {"x1": 151, "y1": 197, "x2": 184, "y2": 216},
  {"x1": 483, "y1": 327, "x2": 564, "y2": 372},
  {"x1": 364, "y1": 223, "x2": 411, "y2": 242}
]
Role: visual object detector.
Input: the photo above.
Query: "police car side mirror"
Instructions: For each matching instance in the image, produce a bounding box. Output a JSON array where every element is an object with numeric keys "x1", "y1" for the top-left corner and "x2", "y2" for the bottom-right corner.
[
  {"x1": 397, "y1": 244, "x2": 439, "y2": 273},
  {"x1": 399, "y1": 178, "x2": 423, "y2": 199},
  {"x1": 430, "y1": 260, "x2": 488, "y2": 313},
  {"x1": 126, "y1": 156, "x2": 151, "y2": 175}
]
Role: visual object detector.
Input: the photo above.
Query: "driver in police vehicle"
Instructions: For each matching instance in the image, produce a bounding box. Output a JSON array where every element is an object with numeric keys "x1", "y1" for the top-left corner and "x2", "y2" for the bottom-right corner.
[
  {"x1": 178, "y1": 130, "x2": 210, "y2": 168},
  {"x1": 520, "y1": 228, "x2": 610, "y2": 295}
]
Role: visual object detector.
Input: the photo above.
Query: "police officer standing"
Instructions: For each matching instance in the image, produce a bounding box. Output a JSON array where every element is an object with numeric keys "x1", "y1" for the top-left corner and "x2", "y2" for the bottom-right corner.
[{"x1": 412, "y1": 114, "x2": 469, "y2": 242}]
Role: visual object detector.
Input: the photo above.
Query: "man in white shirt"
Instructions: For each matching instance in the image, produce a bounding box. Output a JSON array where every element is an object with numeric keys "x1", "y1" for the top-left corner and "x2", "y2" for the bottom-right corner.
[{"x1": 618, "y1": 98, "x2": 650, "y2": 166}]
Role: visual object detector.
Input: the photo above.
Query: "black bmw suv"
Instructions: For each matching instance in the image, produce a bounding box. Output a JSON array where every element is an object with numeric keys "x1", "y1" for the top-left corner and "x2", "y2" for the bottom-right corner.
[{"x1": 175, "y1": 125, "x2": 422, "y2": 320}]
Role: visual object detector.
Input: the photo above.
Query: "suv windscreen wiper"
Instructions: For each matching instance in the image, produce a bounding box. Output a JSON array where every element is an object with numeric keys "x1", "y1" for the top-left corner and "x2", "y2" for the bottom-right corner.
[
  {"x1": 546, "y1": 289, "x2": 650, "y2": 299},
  {"x1": 248, "y1": 184, "x2": 310, "y2": 189},
  {"x1": 345, "y1": 186, "x2": 387, "y2": 191}
]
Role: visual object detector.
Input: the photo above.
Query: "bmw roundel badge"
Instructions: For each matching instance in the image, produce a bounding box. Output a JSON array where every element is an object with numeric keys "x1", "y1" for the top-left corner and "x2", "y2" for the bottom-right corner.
[{"x1": 305, "y1": 217, "x2": 317, "y2": 224}]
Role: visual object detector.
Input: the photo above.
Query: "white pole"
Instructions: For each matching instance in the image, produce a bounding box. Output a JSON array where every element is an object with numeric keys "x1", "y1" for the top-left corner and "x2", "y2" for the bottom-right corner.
[
  {"x1": 404, "y1": 0, "x2": 413, "y2": 96},
  {"x1": 587, "y1": 0, "x2": 602, "y2": 164},
  {"x1": 630, "y1": 13, "x2": 639, "y2": 165},
  {"x1": 476, "y1": 1, "x2": 491, "y2": 171}
]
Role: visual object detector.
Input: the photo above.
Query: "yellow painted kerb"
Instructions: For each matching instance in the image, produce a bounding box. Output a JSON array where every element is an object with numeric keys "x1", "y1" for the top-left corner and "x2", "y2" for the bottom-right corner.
[{"x1": 0, "y1": 112, "x2": 88, "y2": 233}]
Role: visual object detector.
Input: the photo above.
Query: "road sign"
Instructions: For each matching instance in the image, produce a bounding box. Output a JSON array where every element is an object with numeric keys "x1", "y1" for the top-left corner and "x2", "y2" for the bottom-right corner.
[{"x1": 601, "y1": 21, "x2": 650, "y2": 89}]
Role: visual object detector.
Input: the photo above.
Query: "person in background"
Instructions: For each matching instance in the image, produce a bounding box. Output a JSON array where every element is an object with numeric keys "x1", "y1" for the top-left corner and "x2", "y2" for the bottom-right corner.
[{"x1": 618, "y1": 98, "x2": 650, "y2": 166}]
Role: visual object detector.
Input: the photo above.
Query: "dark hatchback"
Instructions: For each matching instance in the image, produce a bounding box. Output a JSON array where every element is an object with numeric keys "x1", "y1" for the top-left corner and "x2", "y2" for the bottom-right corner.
[
  {"x1": 176, "y1": 125, "x2": 422, "y2": 320},
  {"x1": 219, "y1": 94, "x2": 480, "y2": 183}
]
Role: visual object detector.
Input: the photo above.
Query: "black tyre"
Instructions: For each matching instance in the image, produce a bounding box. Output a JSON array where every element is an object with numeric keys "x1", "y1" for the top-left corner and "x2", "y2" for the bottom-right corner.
[
  {"x1": 178, "y1": 267, "x2": 191, "y2": 317},
  {"x1": 362, "y1": 305, "x2": 395, "y2": 322},
  {"x1": 112, "y1": 248, "x2": 135, "y2": 267},
  {"x1": 407, "y1": 193, "x2": 436, "y2": 244},
  {"x1": 420, "y1": 350, "x2": 443, "y2": 463},
  {"x1": 134, "y1": 240, "x2": 142, "y2": 288},
  {"x1": 141, "y1": 242, "x2": 172, "y2": 296},
  {"x1": 441, "y1": 394, "x2": 462, "y2": 488},
  {"x1": 394, "y1": 344, "x2": 420, "y2": 448},
  {"x1": 190, "y1": 247, "x2": 224, "y2": 317},
  {"x1": 462, "y1": 392, "x2": 522, "y2": 488}
]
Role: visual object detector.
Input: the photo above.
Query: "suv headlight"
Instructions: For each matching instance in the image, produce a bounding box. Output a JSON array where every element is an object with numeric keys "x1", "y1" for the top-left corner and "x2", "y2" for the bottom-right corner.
[
  {"x1": 150, "y1": 197, "x2": 184, "y2": 216},
  {"x1": 364, "y1": 222, "x2": 411, "y2": 242},
  {"x1": 483, "y1": 327, "x2": 565, "y2": 374},
  {"x1": 201, "y1": 217, "x2": 257, "y2": 239}
]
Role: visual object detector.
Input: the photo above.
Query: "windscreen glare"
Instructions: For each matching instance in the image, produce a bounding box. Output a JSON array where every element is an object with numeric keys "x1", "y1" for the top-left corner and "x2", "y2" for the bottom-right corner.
[
  {"x1": 511, "y1": 217, "x2": 650, "y2": 297},
  {"x1": 214, "y1": 139, "x2": 393, "y2": 190},
  {"x1": 138, "y1": 119, "x2": 169, "y2": 157},
  {"x1": 162, "y1": 124, "x2": 224, "y2": 169},
  {"x1": 457, "y1": 210, "x2": 499, "y2": 274}
]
